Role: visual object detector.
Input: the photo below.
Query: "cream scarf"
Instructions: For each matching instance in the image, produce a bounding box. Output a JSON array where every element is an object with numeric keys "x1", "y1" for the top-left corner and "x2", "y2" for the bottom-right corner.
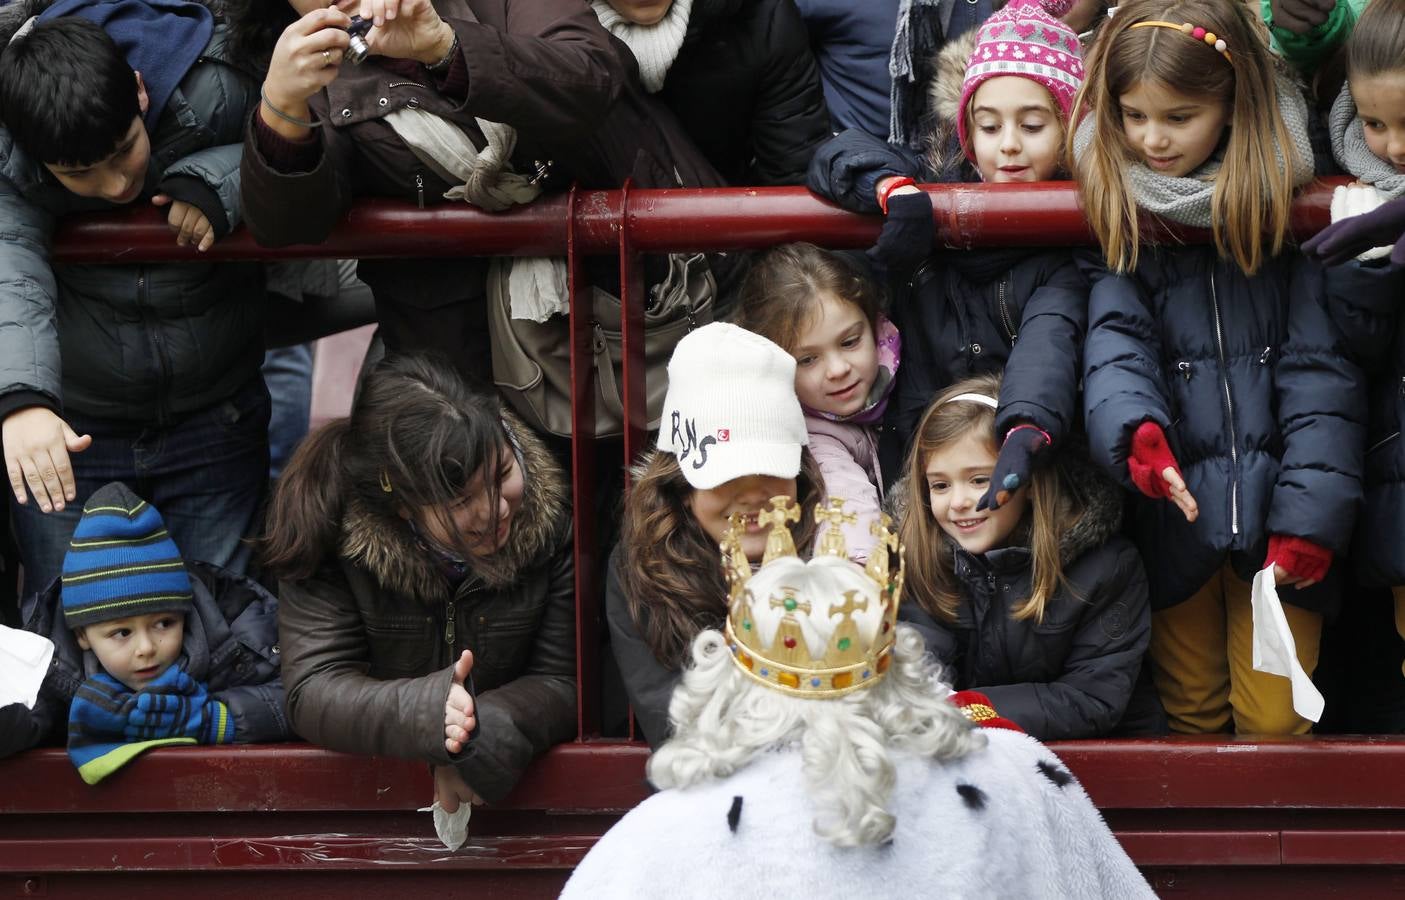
[{"x1": 590, "y1": 0, "x2": 692, "y2": 93}]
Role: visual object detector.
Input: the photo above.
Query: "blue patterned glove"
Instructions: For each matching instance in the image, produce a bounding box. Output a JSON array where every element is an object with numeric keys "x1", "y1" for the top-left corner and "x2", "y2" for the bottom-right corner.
[
  {"x1": 126, "y1": 667, "x2": 233, "y2": 744},
  {"x1": 70, "y1": 673, "x2": 138, "y2": 742}
]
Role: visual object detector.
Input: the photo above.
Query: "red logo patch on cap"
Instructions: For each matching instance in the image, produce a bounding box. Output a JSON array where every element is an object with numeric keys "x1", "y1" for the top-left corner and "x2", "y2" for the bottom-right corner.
[{"x1": 717, "y1": 429, "x2": 730, "y2": 442}]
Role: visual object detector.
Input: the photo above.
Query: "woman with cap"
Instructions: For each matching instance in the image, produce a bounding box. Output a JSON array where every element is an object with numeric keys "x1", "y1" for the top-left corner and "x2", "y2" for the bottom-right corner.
[{"x1": 606, "y1": 323, "x2": 826, "y2": 747}]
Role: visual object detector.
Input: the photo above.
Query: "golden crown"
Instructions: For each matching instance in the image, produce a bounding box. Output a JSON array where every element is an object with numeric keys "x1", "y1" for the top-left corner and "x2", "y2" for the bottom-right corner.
[{"x1": 721, "y1": 496, "x2": 904, "y2": 698}]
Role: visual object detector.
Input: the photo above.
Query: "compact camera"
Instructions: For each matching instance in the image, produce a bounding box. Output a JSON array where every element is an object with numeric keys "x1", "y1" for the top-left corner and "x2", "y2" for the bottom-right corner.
[{"x1": 344, "y1": 15, "x2": 373, "y2": 65}]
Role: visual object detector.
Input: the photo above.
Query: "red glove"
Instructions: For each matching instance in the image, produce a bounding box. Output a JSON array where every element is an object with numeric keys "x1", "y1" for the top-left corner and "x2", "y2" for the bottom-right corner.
[
  {"x1": 1266, "y1": 535, "x2": 1333, "y2": 584},
  {"x1": 949, "y1": 690, "x2": 1024, "y2": 733},
  {"x1": 1127, "y1": 421, "x2": 1181, "y2": 499}
]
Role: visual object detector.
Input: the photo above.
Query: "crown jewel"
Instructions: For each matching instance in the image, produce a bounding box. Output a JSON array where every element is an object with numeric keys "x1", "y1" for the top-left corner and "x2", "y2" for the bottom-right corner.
[{"x1": 722, "y1": 497, "x2": 904, "y2": 698}]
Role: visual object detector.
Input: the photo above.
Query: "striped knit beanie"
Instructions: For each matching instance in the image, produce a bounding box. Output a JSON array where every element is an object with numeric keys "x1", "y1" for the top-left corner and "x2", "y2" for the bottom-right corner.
[{"x1": 61, "y1": 483, "x2": 193, "y2": 629}]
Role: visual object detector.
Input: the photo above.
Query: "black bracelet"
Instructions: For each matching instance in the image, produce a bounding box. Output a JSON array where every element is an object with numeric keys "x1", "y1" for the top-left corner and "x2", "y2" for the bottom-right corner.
[{"x1": 426, "y1": 32, "x2": 459, "y2": 73}]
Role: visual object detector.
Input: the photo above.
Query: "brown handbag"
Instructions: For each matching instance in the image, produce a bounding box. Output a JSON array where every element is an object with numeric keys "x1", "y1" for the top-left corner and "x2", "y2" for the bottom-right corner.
[{"x1": 487, "y1": 251, "x2": 715, "y2": 438}]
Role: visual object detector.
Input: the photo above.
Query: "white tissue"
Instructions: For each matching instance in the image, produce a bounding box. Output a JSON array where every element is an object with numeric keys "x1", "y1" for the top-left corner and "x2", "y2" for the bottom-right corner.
[
  {"x1": 1250, "y1": 566, "x2": 1325, "y2": 723},
  {"x1": 1329, "y1": 184, "x2": 1392, "y2": 261},
  {"x1": 0, "y1": 624, "x2": 54, "y2": 709},
  {"x1": 418, "y1": 800, "x2": 472, "y2": 851}
]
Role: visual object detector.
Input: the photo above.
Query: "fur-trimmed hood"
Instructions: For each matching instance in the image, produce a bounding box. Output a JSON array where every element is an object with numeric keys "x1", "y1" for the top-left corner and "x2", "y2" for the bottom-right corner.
[
  {"x1": 921, "y1": 30, "x2": 979, "y2": 180},
  {"x1": 338, "y1": 412, "x2": 570, "y2": 603}
]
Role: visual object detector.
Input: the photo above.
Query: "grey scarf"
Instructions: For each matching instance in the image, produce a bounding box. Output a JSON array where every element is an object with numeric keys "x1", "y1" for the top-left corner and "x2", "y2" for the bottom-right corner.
[
  {"x1": 1073, "y1": 73, "x2": 1314, "y2": 228},
  {"x1": 1329, "y1": 83, "x2": 1405, "y2": 200},
  {"x1": 590, "y1": 0, "x2": 693, "y2": 93}
]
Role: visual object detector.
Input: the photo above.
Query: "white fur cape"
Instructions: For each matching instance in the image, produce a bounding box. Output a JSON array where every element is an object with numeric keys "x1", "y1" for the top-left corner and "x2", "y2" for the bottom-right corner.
[{"x1": 561, "y1": 729, "x2": 1153, "y2": 899}]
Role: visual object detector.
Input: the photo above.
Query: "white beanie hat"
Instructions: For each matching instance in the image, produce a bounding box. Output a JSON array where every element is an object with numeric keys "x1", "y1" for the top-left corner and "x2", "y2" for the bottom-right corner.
[{"x1": 658, "y1": 323, "x2": 808, "y2": 490}]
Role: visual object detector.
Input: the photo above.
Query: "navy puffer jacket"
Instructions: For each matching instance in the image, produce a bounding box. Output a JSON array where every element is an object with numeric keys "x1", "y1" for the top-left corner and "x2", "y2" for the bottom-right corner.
[
  {"x1": 1318, "y1": 258, "x2": 1405, "y2": 586},
  {"x1": 882, "y1": 248, "x2": 1087, "y2": 480},
  {"x1": 1081, "y1": 246, "x2": 1366, "y2": 614}
]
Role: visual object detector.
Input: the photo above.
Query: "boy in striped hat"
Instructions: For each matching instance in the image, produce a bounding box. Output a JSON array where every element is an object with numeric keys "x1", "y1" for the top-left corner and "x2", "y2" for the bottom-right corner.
[
  {"x1": 3, "y1": 481, "x2": 289, "y2": 777},
  {"x1": 61, "y1": 482, "x2": 232, "y2": 782}
]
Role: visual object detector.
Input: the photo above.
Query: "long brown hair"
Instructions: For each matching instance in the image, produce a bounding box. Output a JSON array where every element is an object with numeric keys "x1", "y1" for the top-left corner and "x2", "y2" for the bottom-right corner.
[
  {"x1": 899, "y1": 374, "x2": 1072, "y2": 624},
  {"x1": 734, "y1": 243, "x2": 881, "y2": 354},
  {"x1": 1070, "y1": 0, "x2": 1297, "y2": 274},
  {"x1": 1347, "y1": 0, "x2": 1405, "y2": 83},
  {"x1": 262, "y1": 353, "x2": 510, "y2": 579},
  {"x1": 618, "y1": 449, "x2": 824, "y2": 668}
]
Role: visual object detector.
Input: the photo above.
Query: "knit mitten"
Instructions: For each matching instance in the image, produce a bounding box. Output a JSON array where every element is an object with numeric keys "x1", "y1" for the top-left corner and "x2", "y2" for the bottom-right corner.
[
  {"x1": 1127, "y1": 421, "x2": 1181, "y2": 499},
  {"x1": 867, "y1": 190, "x2": 934, "y2": 276},
  {"x1": 125, "y1": 666, "x2": 231, "y2": 743},
  {"x1": 979, "y1": 424, "x2": 1051, "y2": 510},
  {"x1": 949, "y1": 690, "x2": 1024, "y2": 732},
  {"x1": 1266, "y1": 535, "x2": 1333, "y2": 584}
]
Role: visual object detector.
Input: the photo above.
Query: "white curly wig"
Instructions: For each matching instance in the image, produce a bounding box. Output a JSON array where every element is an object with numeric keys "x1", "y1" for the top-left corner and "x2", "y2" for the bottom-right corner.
[{"x1": 646, "y1": 623, "x2": 986, "y2": 848}]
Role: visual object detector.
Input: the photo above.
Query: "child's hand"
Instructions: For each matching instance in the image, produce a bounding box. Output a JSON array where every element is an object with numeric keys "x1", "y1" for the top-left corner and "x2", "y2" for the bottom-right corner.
[
  {"x1": 432, "y1": 764, "x2": 484, "y2": 813},
  {"x1": 152, "y1": 195, "x2": 215, "y2": 251},
  {"x1": 444, "y1": 649, "x2": 476, "y2": 754},
  {"x1": 1303, "y1": 192, "x2": 1405, "y2": 267},
  {"x1": 867, "y1": 187, "x2": 933, "y2": 276},
  {"x1": 361, "y1": 0, "x2": 454, "y2": 65},
  {"x1": 2, "y1": 407, "x2": 92, "y2": 513},
  {"x1": 978, "y1": 424, "x2": 1050, "y2": 511},
  {"x1": 1266, "y1": 535, "x2": 1331, "y2": 590},
  {"x1": 1127, "y1": 420, "x2": 1198, "y2": 523},
  {"x1": 1268, "y1": 0, "x2": 1335, "y2": 34},
  {"x1": 1325, "y1": 184, "x2": 1391, "y2": 261}
]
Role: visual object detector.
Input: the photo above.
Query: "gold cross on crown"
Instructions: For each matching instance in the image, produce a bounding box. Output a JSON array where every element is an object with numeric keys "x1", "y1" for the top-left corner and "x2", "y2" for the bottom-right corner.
[
  {"x1": 814, "y1": 498, "x2": 857, "y2": 559},
  {"x1": 759, "y1": 496, "x2": 802, "y2": 565}
]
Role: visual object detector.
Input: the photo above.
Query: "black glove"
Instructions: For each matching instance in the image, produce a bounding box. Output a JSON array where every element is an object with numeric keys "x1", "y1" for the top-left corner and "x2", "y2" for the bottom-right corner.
[
  {"x1": 1268, "y1": 0, "x2": 1335, "y2": 34},
  {"x1": 978, "y1": 424, "x2": 1051, "y2": 511},
  {"x1": 867, "y1": 190, "x2": 934, "y2": 276},
  {"x1": 1302, "y1": 194, "x2": 1405, "y2": 267}
]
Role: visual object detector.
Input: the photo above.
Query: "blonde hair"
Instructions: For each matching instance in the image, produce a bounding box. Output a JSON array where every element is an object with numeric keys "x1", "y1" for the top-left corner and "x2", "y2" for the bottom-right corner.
[
  {"x1": 898, "y1": 374, "x2": 1072, "y2": 624},
  {"x1": 648, "y1": 625, "x2": 984, "y2": 848},
  {"x1": 1070, "y1": 0, "x2": 1298, "y2": 274}
]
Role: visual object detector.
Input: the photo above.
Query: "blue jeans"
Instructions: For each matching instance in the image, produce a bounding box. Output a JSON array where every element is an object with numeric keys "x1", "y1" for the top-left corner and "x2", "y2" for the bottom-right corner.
[
  {"x1": 11, "y1": 379, "x2": 271, "y2": 598},
  {"x1": 262, "y1": 344, "x2": 314, "y2": 480}
]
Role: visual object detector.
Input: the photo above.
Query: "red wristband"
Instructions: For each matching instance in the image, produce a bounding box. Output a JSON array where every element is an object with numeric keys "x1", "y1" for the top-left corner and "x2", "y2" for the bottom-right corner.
[
  {"x1": 1005, "y1": 423, "x2": 1052, "y2": 446},
  {"x1": 878, "y1": 176, "x2": 917, "y2": 215}
]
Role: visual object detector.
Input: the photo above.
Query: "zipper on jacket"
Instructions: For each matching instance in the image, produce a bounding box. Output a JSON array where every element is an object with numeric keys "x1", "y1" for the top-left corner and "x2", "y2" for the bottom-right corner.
[
  {"x1": 137, "y1": 269, "x2": 173, "y2": 426},
  {"x1": 415, "y1": 174, "x2": 425, "y2": 210},
  {"x1": 996, "y1": 274, "x2": 1017, "y2": 344},
  {"x1": 1177, "y1": 360, "x2": 1192, "y2": 381},
  {"x1": 444, "y1": 598, "x2": 456, "y2": 649},
  {"x1": 1209, "y1": 271, "x2": 1241, "y2": 536}
]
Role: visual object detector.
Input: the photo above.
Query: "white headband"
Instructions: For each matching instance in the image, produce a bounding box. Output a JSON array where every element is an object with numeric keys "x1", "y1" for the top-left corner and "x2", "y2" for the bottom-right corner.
[
  {"x1": 9, "y1": 16, "x2": 37, "y2": 45},
  {"x1": 941, "y1": 392, "x2": 998, "y2": 409}
]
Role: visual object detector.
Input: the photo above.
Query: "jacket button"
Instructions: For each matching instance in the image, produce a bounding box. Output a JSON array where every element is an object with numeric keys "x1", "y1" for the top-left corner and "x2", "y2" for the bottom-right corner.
[
  {"x1": 378, "y1": 97, "x2": 389, "y2": 107},
  {"x1": 971, "y1": 343, "x2": 983, "y2": 355},
  {"x1": 407, "y1": 97, "x2": 420, "y2": 109},
  {"x1": 271, "y1": 645, "x2": 280, "y2": 655},
  {"x1": 341, "y1": 108, "x2": 352, "y2": 118}
]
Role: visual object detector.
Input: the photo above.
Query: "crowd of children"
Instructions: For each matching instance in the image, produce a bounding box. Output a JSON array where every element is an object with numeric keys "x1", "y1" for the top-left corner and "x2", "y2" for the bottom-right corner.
[{"x1": 2, "y1": 0, "x2": 1405, "y2": 833}]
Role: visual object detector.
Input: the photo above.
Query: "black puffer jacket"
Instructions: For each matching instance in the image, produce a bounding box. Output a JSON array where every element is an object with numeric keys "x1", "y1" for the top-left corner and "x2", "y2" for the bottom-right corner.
[
  {"x1": 1081, "y1": 247, "x2": 1366, "y2": 614},
  {"x1": 661, "y1": 0, "x2": 832, "y2": 185},
  {"x1": 881, "y1": 248, "x2": 1087, "y2": 481},
  {"x1": 1318, "y1": 257, "x2": 1405, "y2": 586},
  {"x1": 898, "y1": 452, "x2": 1165, "y2": 741}
]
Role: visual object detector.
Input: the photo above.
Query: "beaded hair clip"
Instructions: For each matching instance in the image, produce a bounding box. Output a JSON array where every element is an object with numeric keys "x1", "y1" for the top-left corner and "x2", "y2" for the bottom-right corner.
[{"x1": 1129, "y1": 20, "x2": 1232, "y2": 62}]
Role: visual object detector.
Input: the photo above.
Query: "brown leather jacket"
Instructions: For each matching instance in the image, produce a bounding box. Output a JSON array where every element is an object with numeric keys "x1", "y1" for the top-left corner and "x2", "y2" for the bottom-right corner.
[{"x1": 276, "y1": 416, "x2": 575, "y2": 803}]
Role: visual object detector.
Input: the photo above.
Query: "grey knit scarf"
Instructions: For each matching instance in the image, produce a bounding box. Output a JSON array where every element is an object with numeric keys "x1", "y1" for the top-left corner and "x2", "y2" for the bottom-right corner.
[
  {"x1": 1073, "y1": 73, "x2": 1314, "y2": 228},
  {"x1": 1329, "y1": 83, "x2": 1405, "y2": 201}
]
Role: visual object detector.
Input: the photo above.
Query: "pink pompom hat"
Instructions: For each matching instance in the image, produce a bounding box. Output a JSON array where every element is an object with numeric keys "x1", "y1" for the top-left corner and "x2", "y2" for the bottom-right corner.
[{"x1": 955, "y1": 0, "x2": 1085, "y2": 161}]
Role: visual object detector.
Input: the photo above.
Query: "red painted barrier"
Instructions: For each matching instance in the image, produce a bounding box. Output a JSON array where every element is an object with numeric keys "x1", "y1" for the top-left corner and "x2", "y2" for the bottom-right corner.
[{"x1": 7, "y1": 181, "x2": 1381, "y2": 898}]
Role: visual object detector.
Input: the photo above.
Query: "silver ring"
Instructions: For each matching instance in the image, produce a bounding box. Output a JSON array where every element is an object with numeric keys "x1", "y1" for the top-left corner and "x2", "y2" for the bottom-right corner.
[{"x1": 322, "y1": 49, "x2": 332, "y2": 66}]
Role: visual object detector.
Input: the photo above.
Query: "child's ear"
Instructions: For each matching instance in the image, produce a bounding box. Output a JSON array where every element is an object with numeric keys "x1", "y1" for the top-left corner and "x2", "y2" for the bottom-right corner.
[
  {"x1": 134, "y1": 71, "x2": 149, "y2": 117},
  {"x1": 75, "y1": 628, "x2": 91, "y2": 651}
]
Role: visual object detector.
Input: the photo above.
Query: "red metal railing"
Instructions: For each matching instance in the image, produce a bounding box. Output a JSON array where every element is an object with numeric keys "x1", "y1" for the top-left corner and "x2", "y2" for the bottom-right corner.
[{"x1": 48, "y1": 179, "x2": 1347, "y2": 739}]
